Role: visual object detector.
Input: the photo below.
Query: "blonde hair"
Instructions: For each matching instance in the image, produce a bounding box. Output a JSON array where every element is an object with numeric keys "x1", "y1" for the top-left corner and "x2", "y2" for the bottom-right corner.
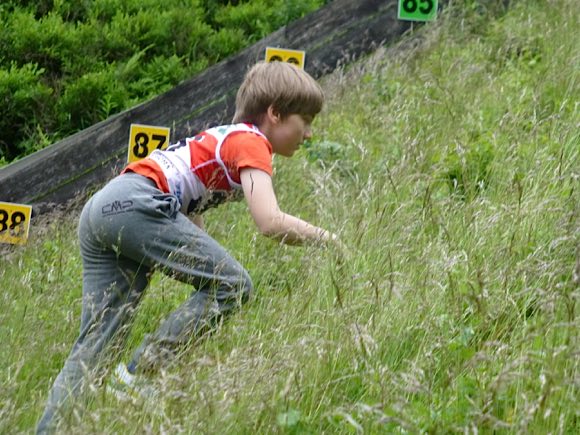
[{"x1": 233, "y1": 61, "x2": 324, "y2": 124}]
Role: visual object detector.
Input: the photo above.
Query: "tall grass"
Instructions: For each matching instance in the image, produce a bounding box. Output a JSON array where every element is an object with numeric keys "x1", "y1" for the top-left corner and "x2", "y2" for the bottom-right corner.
[{"x1": 1, "y1": 0, "x2": 578, "y2": 433}]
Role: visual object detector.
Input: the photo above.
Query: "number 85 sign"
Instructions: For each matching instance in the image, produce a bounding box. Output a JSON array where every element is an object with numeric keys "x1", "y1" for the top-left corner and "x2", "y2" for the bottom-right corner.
[{"x1": 398, "y1": 0, "x2": 438, "y2": 21}]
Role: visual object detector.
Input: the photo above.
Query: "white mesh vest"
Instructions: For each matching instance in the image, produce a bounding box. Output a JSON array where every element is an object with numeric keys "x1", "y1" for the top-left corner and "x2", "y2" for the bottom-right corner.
[{"x1": 148, "y1": 123, "x2": 266, "y2": 214}]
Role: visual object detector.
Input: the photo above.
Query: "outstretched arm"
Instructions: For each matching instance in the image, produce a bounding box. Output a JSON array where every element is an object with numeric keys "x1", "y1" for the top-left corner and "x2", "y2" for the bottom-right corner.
[{"x1": 240, "y1": 168, "x2": 336, "y2": 245}]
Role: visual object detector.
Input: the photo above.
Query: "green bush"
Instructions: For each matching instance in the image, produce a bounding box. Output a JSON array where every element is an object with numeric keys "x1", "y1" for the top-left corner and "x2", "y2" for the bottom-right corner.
[
  {"x1": 56, "y1": 67, "x2": 129, "y2": 132},
  {"x1": 4, "y1": 11, "x2": 75, "y2": 82},
  {"x1": 0, "y1": 62, "x2": 53, "y2": 161},
  {"x1": 0, "y1": 0, "x2": 326, "y2": 166}
]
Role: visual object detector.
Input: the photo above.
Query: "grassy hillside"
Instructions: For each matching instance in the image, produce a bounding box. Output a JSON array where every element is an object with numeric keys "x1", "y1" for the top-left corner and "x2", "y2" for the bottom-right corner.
[{"x1": 1, "y1": 0, "x2": 578, "y2": 433}]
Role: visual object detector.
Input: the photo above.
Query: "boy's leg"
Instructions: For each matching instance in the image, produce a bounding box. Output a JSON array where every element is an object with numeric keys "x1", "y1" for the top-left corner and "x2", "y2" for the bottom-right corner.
[
  {"x1": 127, "y1": 213, "x2": 254, "y2": 373},
  {"x1": 74, "y1": 173, "x2": 253, "y2": 374},
  {"x1": 37, "y1": 257, "x2": 149, "y2": 433},
  {"x1": 37, "y1": 185, "x2": 151, "y2": 434},
  {"x1": 38, "y1": 172, "x2": 254, "y2": 431}
]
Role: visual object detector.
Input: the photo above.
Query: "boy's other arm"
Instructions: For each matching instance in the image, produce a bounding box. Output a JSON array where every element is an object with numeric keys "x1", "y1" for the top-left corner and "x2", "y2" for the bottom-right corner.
[
  {"x1": 191, "y1": 214, "x2": 204, "y2": 230},
  {"x1": 240, "y1": 168, "x2": 335, "y2": 245}
]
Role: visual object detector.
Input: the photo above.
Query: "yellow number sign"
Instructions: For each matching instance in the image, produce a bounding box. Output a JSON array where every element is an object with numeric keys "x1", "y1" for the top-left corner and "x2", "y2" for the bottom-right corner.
[
  {"x1": 265, "y1": 47, "x2": 306, "y2": 70},
  {"x1": 128, "y1": 124, "x2": 171, "y2": 163},
  {"x1": 0, "y1": 201, "x2": 32, "y2": 245}
]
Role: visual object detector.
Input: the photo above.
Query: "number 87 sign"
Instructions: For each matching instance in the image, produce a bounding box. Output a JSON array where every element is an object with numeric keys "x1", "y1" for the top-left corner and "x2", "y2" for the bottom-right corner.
[
  {"x1": 128, "y1": 124, "x2": 171, "y2": 163},
  {"x1": 398, "y1": 0, "x2": 438, "y2": 21}
]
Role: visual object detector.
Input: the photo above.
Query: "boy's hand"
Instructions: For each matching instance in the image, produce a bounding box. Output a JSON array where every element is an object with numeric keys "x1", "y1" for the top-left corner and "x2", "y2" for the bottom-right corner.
[{"x1": 190, "y1": 214, "x2": 204, "y2": 231}]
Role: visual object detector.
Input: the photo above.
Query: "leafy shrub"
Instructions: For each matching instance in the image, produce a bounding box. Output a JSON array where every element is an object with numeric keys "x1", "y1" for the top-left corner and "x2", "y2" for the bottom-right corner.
[
  {"x1": 206, "y1": 27, "x2": 249, "y2": 61},
  {"x1": 0, "y1": 0, "x2": 326, "y2": 166},
  {"x1": 0, "y1": 63, "x2": 53, "y2": 161},
  {"x1": 5, "y1": 11, "x2": 76, "y2": 82},
  {"x1": 56, "y1": 67, "x2": 129, "y2": 132}
]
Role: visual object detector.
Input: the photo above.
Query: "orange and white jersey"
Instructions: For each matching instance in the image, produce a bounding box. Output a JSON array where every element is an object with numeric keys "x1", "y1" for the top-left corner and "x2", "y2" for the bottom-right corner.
[{"x1": 123, "y1": 123, "x2": 273, "y2": 214}]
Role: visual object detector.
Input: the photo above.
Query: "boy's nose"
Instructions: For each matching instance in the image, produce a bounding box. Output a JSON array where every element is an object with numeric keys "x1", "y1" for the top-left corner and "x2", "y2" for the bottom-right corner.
[{"x1": 303, "y1": 127, "x2": 312, "y2": 140}]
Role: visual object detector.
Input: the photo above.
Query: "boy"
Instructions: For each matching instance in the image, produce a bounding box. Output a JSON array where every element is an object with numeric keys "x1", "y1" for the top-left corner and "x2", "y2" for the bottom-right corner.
[{"x1": 37, "y1": 61, "x2": 337, "y2": 433}]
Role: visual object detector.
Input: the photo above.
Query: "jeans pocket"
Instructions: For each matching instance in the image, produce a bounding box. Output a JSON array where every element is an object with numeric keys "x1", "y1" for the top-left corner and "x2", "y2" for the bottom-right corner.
[{"x1": 153, "y1": 194, "x2": 180, "y2": 219}]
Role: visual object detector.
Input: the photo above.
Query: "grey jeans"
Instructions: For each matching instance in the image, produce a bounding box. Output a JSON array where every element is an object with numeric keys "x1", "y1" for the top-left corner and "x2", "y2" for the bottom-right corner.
[{"x1": 37, "y1": 173, "x2": 253, "y2": 433}]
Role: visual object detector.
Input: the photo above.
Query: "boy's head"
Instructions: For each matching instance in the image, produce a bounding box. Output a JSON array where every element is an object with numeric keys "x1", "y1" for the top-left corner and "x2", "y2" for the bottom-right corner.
[{"x1": 233, "y1": 61, "x2": 324, "y2": 125}]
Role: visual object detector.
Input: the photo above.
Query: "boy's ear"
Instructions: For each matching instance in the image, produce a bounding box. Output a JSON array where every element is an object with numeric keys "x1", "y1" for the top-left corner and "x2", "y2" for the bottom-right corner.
[{"x1": 266, "y1": 105, "x2": 282, "y2": 124}]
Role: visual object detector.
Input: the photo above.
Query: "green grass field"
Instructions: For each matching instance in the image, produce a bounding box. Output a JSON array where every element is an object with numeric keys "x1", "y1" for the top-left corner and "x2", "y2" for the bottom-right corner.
[{"x1": 1, "y1": 0, "x2": 578, "y2": 433}]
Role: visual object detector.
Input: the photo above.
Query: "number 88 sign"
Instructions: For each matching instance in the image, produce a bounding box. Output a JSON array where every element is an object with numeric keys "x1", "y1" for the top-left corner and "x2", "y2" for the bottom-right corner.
[
  {"x1": 398, "y1": 0, "x2": 438, "y2": 21},
  {"x1": 0, "y1": 202, "x2": 32, "y2": 245}
]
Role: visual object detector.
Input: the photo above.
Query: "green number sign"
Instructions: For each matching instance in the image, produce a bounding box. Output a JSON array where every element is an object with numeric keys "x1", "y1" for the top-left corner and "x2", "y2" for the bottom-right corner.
[{"x1": 398, "y1": 0, "x2": 438, "y2": 21}]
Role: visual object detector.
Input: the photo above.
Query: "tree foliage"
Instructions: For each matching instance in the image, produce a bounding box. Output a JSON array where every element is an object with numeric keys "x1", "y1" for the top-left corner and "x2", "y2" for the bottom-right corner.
[{"x1": 0, "y1": 0, "x2": 326, "y2": 164}]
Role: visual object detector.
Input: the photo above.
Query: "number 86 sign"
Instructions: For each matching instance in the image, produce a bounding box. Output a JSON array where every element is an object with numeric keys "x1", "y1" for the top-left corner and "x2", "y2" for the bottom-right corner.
[{"x1": 0, "y1": 202, "x2": 32, "y2": 245}]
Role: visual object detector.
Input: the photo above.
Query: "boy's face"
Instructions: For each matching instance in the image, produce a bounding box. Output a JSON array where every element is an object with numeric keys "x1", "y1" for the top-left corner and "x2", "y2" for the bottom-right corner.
[{"x1": 269, "y1": 113, "x2": 313, "y2": 157}]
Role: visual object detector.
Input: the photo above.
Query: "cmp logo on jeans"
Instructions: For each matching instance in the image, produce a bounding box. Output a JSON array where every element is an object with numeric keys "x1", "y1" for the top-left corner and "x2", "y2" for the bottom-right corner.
[{"x1": 102, "y1": 200, "x2": 134, "y2": 216}]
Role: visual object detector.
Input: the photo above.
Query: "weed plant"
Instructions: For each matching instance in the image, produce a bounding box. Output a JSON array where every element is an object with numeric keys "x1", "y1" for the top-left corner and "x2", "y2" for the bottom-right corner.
[{"x1": 1, "y1": 0, "x2": 578, "y2": 433}]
